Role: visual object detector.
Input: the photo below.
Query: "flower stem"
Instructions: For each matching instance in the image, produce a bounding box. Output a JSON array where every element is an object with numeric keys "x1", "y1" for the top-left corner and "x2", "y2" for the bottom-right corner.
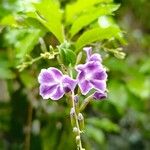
[
  {"x1": 71, "y1": 91, "x2": 85, "y2": 150},
  {"x1": 69, "y1": 67, "x2": 85, "y2": 150},
  {"x1": 80, "y1": 95, "x2": 93, "y2": 112}
]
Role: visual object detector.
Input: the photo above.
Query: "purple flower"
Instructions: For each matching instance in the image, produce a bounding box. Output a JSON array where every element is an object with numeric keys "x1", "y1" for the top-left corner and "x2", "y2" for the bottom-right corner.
[
  {"x1": 83, "y1": 47, "x2": 102, "y2": 62},
  {"x1": 76, "y1": 47, "x2": 107, "y2": 96},
  {"x1": 93, "y1": 91, "x2": 107, "y2": 100},
  {"x1": 38, "y1": 67, "x2": 76, "y2": 100}
]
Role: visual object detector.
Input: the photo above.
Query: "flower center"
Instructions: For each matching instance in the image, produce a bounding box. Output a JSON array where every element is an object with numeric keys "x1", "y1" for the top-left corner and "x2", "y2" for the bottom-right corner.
[
  {"x1": 85, "y1": 73, "x2": 92, "y2": 81},
  {"x1": 61, "y1": 82, "x2": 71, "y2": 93}
]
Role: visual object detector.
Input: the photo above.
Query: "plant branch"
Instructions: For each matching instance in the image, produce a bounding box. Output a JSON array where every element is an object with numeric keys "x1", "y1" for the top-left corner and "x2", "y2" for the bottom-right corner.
[{"x1": 71, "y1": 91, "x2": 85, "y2": 150}]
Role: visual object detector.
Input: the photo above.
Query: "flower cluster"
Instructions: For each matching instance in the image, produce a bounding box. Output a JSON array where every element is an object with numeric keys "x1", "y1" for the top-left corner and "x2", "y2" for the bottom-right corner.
[{"x1": 38, "y1": 47, "x2": 107, "y2": 100}]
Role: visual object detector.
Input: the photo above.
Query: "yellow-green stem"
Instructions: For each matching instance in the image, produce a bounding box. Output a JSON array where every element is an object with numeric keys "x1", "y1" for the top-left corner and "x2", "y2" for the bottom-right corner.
[
  {"x1": 71, "y1": 91, "x2": 84, "y2": 150},
  {"x1": 80, "y1": 95, "x2": 93, "y2": 112}
]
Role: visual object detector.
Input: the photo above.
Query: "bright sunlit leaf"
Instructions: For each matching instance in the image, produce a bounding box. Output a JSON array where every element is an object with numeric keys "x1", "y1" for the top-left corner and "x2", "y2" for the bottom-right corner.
[
  {"x1": 76, "y1": 26, "x2": 121, "y2": 51},
  {"x1": 33, "y1": 0, "x2": 64, "y2": 42},
  {"x1": 70, "y1": 4, "x2": 120, "y2": 37}
]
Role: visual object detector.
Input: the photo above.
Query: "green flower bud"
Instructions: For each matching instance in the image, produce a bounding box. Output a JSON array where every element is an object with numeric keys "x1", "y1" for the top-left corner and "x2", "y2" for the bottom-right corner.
[
  {"x1": 70, "y1": 108, "x2": 76, "y2": 127},
  {"x1": 76, "y1": 135, "x2": 81, "y2": 145},
  {"x1": 76, "y1": 52, "x2": 82, "y2": 65},
  {"x1": 74, "y1": 95, "x2": 79, "y2": 113},
  {"x1": 73, "y1": 127, "x2": 79, "y2": 135},
  {"x1": 114, "y1": 51, "x2": 126, "y2": 59},
  {"x1": 78, "y1": 113, "x2": 84, "y2": 131}
]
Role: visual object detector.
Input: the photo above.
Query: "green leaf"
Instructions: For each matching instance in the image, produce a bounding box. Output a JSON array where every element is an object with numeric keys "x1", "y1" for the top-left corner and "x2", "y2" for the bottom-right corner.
[
  {"x1": 20, "y1": 71, "x2": 37, "y2": 89},
  {"x1": 59, "y1": 48, "x2": 76, "y2": 66},
  {"x1": 66, "y1": 0, "x2": 113, "y2": 23},
  {"x1": 33, "y1": 0, "x2": 64, "y2": 42},
  {"x1": 0, "y1": 68, "x2": 15, "y2": 79},
  {"x1": 87, "y1": 117, "x2": 120, "y2": 132},
  {"x1": 70, "y1": 4, "x2": 120, "y2": 37},
  {"x1": 86, "y1": 125, "x2": 105, "y2": 144},
  {"x1": 127, "y1": 76, "x2": 150, "y2": 99},
  {"x1": 140, "y1": 59, "x2": 150, "y2": 74},
  {"x1": 0, "y1": 15, "x2": 17, "y2": 26},
  {"x1": 15, "y1": 28, "x2": 44, "y2": 59},
  {"x1": 108, "y1": 80, "x2": 128, "y2": 112},
  {"x1": 24, "y1": 17, "x2": 48, "y2": 32},
  {"x1": 76, "y1": 26, "x2": 121, "y2": 51},
  {"x1": 4, "y1": 27, "x2": 45, "y2": 60},
  {"x1": 0, "y1": 58, "x2": 15, "y2": 79}
]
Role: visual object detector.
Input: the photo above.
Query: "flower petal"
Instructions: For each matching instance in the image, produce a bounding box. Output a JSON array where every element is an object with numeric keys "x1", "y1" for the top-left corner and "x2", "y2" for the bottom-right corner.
[
  {"x1": 62, "y1": 75, "x2": 77, "y2": 92},
  {"x1": 75, "y1": 64, "x2": 86, "y2": 71},
  {"x1": 89, "y1": 53, "x2": 102, "y2": 62},
  {"x1": 50, "y1": 86, "x2": 64, "y2": 100},
  {"x1": 79, "y1": 80, "x2": 92, "y2": 95},
  {"x1": 90, "y1": 80, "x2": 106, "y2": 92},
  {"x1": 38, "y1": 69, "x2": 55, "y2": 84},
  {"x1": 77, "y1": 71, "x2": 85, "y2": 81},
  {"x1": 93, "y1": 91, "x2": 107, "y2": 100},
  {"x1": 83, "y1": 47, "x2": 92, "y2": 60},
  {"x1": 86, "y1": 61, "x2": 102, "y2": 72},
  {"x1": 92, "y1": 70, "x2": 107, "y2": 80},
  {"x1": 39, "y1": 84, "x2": 58, "y2": 99},
  {"x1": 48, "y1": 67, "x2": 63, "y2": 80}
]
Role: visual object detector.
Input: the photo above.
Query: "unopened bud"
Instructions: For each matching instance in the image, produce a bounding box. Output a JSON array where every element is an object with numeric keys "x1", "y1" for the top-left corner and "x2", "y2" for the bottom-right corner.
[
  {"x1": 74, "y1": 95, "x2": 79, "y2": 113},
  {"x1": 49, "y1": 45, "x2": 53, "y2": 51},
  {"x1": 40, "y1": 52, "x2": 54, "y2": 59},
  {"x1": 76, "y1": 135, "x2": 81, "y2": 145},
  {"x1": 70, "y1": 108, "x2": 75, "y2": 127},
  {"x1": 76, "y1": 52, "x2": 82, "y2": 64},
  {"x1": 73, "y1": 127, "x2": 79, "y2": 135},
  {"x1": 114, "y1": 51, "x2": 126, "y2": 59},
  {"x1": 74, "y1": 95, "x2": 79, "y2": 103},
  {"x1": 78, "y1": 113, "x2": 84, "y2": 131},
  {"x1": 70, "y1": 108, "x2": 75, "y2": 116}
]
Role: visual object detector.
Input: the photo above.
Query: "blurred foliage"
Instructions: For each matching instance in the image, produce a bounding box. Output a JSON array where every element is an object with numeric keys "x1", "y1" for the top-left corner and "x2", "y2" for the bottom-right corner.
[{"x1": 0, "y1": 0, "x2": 150, "y2": 150}]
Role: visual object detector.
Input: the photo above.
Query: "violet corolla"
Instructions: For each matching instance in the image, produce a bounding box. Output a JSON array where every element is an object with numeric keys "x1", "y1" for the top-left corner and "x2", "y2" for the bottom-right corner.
[
  {"x1": 76, "y1": 47, "x2": 107, "y2": 99},
  {"x1": 38, "y1": 67, "x2": 76, "y2": 100}
]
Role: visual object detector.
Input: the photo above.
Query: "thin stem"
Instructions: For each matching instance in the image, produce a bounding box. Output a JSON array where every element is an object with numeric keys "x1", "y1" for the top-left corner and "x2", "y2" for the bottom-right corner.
[
  {"x1": 80, "y1": 95, "x2": 93, "y2": 112},
  {"x1": 71, "y1": 91, "x2": 84, "y2": 150},
  {"x1": 31, "y1": 55, "x2": 42, "y2": 64},
  {"x1": 69, "y1": 68, "x2": 84, "y2": 150}
]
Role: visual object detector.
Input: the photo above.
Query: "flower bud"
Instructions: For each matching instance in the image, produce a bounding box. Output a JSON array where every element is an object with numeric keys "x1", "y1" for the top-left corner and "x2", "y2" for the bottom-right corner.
[
  {"x1": 76, "y1": 135, "x2": 81, "y2": 145},
  {"x1": 73, "y1": 127, "x2": 79, "y2": 135},
  {"x1": 114, "y1": 51, "x2": 126, "y2": 59},
  {"x1": 76, "y1": 52, "x2": 82, "y2": 64},
  {"x1": 74, "y1": 95, "x2": 79, "y2": 113},
  {"x1": 70, "y1": 108, "x2": 76, "y2": 127},
  {"x1": 74, "y1": 95, "x2": 79, "y2": 103},
  {"x1": 78, "y1": 113, "x2": 84, "y2": 131},
  {"x1": 93, "y1": 91, "x2": 107, "y2": 100}
]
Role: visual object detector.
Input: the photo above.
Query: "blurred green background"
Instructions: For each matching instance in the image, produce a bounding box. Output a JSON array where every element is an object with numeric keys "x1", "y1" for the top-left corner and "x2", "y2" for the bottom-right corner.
[{"x1": 0, "y1": 0, "x2": 150, "y2": 150}]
